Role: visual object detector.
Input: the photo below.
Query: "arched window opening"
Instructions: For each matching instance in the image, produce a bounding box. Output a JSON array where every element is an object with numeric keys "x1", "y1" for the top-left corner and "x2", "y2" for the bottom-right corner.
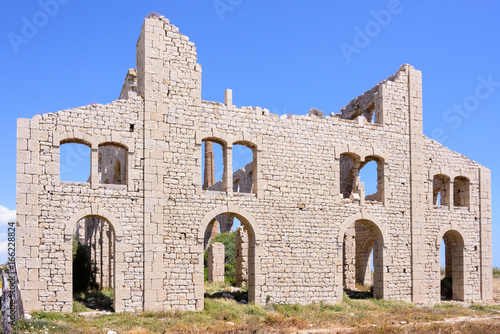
[
  {"x1": 60, "y1": 142, "x2": 91, "y2": 183},
  {"x1": 365, "y1": 103, "x2": 376, "y2": 124},
  {"x1": 341, "y1": 154, "x2": 384, "y2": 202},
  {"x1": 98, "y1": 144, "x2": 128, "y2": 185},
  {"x1": 440, "y1": 230, "x2": 465, "y2": 301},
  {"x1": 360, "y1": 156, "x2": 384, "y2": 202},
  {"x1": 73, "y1": 216, "x2": 115, "y2": 311},
  {"x1": 343, "y1": 220, "x2": 380, "y2": 298},
  {"x1": 202, "y1": 140, "x2": 224, "y2": 191},
  {"x1": 340, "y1": 153, "x2": 360, "y2": 199},
  {"x1": 233, "y1": 143, "x2": 255, "y2": 194},
  {"x1": 433, "y1": 174, "x2": 451, "y2": 206},
  {"x1": 203, "y1": 214, "x2": 250, "y2": 303},
  {"x1": 453, "y1": 176, "x2": 470, "y2": 208},
  {"x1": 343, "y1": 102, "x2": 378, "y2": 124}
]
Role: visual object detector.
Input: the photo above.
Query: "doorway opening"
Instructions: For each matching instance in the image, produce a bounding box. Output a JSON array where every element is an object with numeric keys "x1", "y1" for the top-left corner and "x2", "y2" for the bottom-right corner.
[
  {"x1": 342, "y1": 219, "x2": 384, "y2": 299},
  {"x1": 202, "y1": 213, "x2": 253, "y2": 305},
  {"x1": 72, "y1": 216, "x2": 115, "y2": 311},
  {"x1": 440, "y1": 230, "x2": 465, "y2": 301}
]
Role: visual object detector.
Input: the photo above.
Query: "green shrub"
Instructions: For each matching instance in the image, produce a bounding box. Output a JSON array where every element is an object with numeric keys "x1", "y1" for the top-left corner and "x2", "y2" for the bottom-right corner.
[{"x1": 225, "y1": 263, "x2": 236, "y2": 285}]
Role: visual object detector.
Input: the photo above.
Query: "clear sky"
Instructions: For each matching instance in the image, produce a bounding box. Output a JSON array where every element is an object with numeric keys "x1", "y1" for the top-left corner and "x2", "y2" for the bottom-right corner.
[{"x1": 0, "y1": 1, "x2": 499, "y2": 267}]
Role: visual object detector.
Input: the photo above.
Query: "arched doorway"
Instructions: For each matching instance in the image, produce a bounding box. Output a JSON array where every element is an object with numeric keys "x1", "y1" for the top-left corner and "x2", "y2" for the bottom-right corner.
[
  {"x1": 439, "y1": 230, "x2": 465, "y2": 301},
  {"x1": 196, "y1": 206, "x2": 261, "y2": 310},
  {"x1": 339, "y1": 215, "x2": 386, "y2": 299},
  {"x1": 72, "y1": 216, "x2": 115, "y2": 311},
  {"x1": 203, "y1": 214, "x2": 249, "y2": 289},
  {"x1": 65, "y1": 209, "x2": 124, "y2": 312}
]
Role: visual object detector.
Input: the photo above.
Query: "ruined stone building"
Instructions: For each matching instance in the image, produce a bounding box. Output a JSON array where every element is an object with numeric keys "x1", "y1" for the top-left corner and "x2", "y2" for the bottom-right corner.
[{"x1": 16, "y1": 14, "x2": 492, "y2": 313}]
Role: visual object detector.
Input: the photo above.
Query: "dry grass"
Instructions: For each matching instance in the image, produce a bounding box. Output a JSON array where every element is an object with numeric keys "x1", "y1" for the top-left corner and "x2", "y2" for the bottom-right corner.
[
  {"x1": 12, "y1": 275, "x2": 500, "y2": 334},
  {"x1": 356, "y1": 321, "x2": 500, "y2": 334}
]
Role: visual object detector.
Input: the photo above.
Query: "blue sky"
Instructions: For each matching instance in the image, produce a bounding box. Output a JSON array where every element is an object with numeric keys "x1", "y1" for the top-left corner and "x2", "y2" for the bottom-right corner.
[{"x1": 0, "y1": 1, "x2": 499, "y2": 267}]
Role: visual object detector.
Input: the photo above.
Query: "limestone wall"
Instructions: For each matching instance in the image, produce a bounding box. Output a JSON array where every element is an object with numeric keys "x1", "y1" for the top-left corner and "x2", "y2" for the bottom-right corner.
[
  {"x1": 16, "y1": 14, "x2": 491, "y2": 313},
  {"x1": 207, "y1": 242, "x2": 225, "y2": 283},
  {"x1": 17, "y1": 97, "x2": 145, "y2": 312},
  {"x1": 235, "y1": 226, "x2": 249, "y2": 287}
]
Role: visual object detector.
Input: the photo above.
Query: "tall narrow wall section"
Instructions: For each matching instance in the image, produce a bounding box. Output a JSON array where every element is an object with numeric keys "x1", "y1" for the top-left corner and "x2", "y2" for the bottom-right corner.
[{"x1": 17, "y1": 14, "x2": 492, "y2": 312}]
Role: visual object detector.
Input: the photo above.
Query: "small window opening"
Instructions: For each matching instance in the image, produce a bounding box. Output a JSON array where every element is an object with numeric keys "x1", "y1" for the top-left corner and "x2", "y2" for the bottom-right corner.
[
  {"x1": 453, "y1": 176, "x2": 470, "y2": 208},
  {"x1": 60, "y1": 142, "x2": 91, "y2": 183},
  {"x1": 98, "y1": 144, "x2": 128, "y2": 185},
  {"x1": 433, "y1": 174, "x2": 450, "y2": 206},
  {"x1": 232, "y1": 143, "x2": 254, "y2": 194},
  {"x1": 360, "y1": 156, "x2": 384, "y2": 202},
  {"x1": 340, "y1": 153, "x2": 358, "y2": 199},
  {"x1": 360, "y1": 161, "x2": 378, "y2": 195},
  {"x1": 364, "y1": 103, "x2": 376, "y2": 124},
  {"x1": 202, "y1": 140, "x2": 224, "y2": 191}
]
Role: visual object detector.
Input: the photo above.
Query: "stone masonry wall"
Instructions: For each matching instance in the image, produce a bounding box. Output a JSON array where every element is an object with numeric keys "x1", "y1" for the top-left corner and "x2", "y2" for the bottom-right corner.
[
  {"x1": 207, "y1": 242, "x2": 225, "y2": 283},
  {"x1": 17, "y1": 14, "x2": 492, "y2": 313},
  {"x1": 235, "y1": 226, "x2": 249, "y2": 287},
  {"x1": 17, "y1": 96, "x2": 145, "y2": 312}
]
